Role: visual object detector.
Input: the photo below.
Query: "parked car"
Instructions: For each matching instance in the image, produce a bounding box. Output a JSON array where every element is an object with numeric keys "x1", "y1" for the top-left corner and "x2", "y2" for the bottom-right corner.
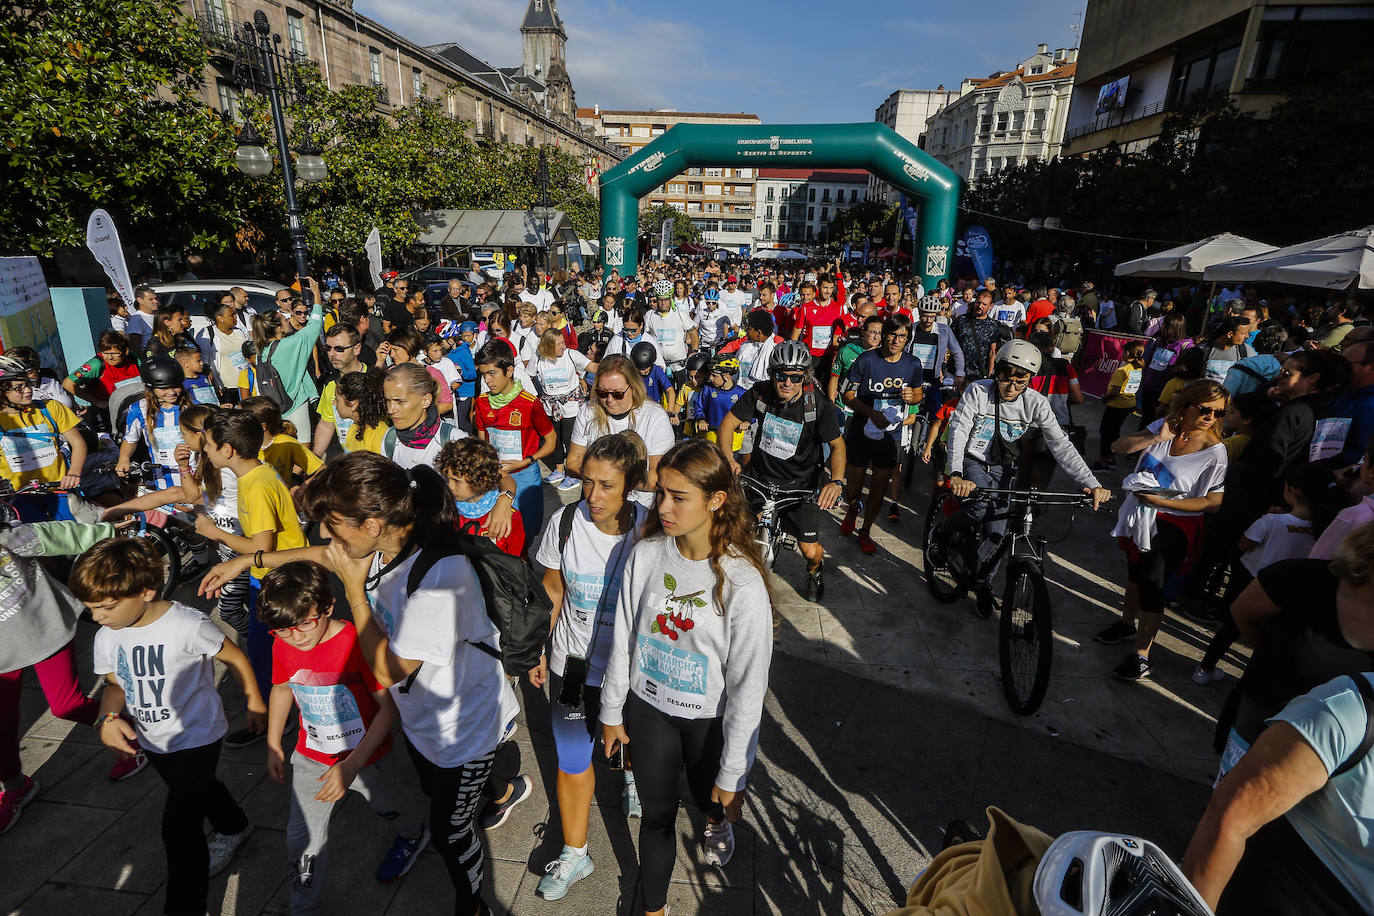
[{"x1": 152, "y1": 279, "x2": 289, "y2": 336}]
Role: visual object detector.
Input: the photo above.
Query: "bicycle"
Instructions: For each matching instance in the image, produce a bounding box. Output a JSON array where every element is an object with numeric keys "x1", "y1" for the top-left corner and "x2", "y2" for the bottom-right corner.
[
  {"x1": 922, "y1": 483, "x2": 1097, "y2": 716},
  {"x1": 0, "y1": 461, "x2": 185, "y2": 599},
  {"x1": 739, "y1": 475, "x2": 816, "y2": 570}
]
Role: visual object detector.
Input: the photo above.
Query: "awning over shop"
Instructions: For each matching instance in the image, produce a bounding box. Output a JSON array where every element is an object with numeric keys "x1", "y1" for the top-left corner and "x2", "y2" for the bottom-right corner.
[{"x1": 415, "y1": 209, "x2": 580, "y2": 250}]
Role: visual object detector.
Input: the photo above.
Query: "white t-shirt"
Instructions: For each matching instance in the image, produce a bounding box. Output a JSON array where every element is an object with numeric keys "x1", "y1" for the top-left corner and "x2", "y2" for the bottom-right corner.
[
  {"x1": 570, "y1": 401, "x2": 675, "y2": 506},
  {"x1": 519, "y1": 288, "x2": 555, "y2": 311},
  {"x1": 604, "y1": 333, "x2": 666, "y2": 370},
  {"x1": 533, "y1": 350, "x2": 591, "y2": 417},
  {"x1": 1241, "y1": 512, "x2": 1317, "y2": 576},
  {"x1": 366, "y1": 550, "x2": 518, "y2": 768},
  {"x1": 535, "y1": 501, "x2": 646, "y2": 686},
  {"x1": 510, "y1": 324, "x2": 540, "y2": 367},
  {"x1": 427, "y1": 356, "x2": 460, "y2": 390},
  {"x1": 126, "y1": 309, "x2": 157, "y2": 349},
  {"x1": 646, "y1": 308, "x2": 694, "y2": 364},
  {"x1": 736, "y1": 337, "x2": 777, "y2": 385},
  {"x1": 990, "y1": 301, "x2": 1026, "y2": 328},
  {"x1": 720, "y1": 289, "x2": 751, "y2": 319},
  {"x1": 93, "y1": 602, "x2": 227, "y2": 754},
  {"x1": 1122, "y1": 419, "x2": 1228, "y2": 518}
]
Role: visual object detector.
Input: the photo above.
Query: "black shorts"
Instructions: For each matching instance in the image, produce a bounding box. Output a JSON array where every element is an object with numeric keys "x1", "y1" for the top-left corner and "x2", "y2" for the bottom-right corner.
[
  {"x1": 844, "y1": 421, "x2": 901, "y2": 470},
  {"x1": 744, "y1": 484, "x2": 820, "y2": 544}
]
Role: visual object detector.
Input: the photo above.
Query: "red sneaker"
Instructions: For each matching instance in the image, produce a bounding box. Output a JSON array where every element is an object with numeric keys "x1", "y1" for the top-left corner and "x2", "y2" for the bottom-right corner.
[
  {"x1": 108, "y1": 750, "x2": 147, "y2": 782},
  {"x1": 858, "y1": 532, "x2": 878, "y2": 554},
  {"x1": 840, "y1": 511, "x2": 857, "y2": 536},
  {"x1": 0, "y1": 774, "x2": 40, "y2": 836}
]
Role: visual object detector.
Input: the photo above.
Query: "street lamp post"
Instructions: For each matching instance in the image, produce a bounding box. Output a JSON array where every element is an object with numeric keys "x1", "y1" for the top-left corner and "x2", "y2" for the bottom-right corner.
[
  {"x1": 532, "y1": 147, "x2": 554, "y2": 273},
  {"x1": 230, "y1": 10, "x2": 327, "y2": 300}
]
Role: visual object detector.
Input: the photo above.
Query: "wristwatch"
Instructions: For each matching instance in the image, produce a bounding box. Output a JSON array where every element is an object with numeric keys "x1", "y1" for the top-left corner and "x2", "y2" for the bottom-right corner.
[{"x1": 827, "y1": 478, "x2": 844, "y2": 488}]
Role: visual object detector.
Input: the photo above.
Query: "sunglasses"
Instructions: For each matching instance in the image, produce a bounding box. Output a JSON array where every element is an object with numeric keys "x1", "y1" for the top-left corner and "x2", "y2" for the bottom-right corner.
[
  {"x1": 622, "y1": 326, "x2": 642, "y2": 334},
  {"x1": 1193, "y1": 406, "x2": 1223, "y2": 418},
  {"x1": 292, "y1": 309, "x2": 310, "y2": 317},
  {"x1": 773, "y1": 371, "x2": 805, "y2": 384},
  {"x1": 596, "y1": 387, "x2": 630, "y2": 401},
  {"x1": 324, "y1": 344, "x2": 355, "y2": 353},
  {"x1": 275, "y1": 296, "x2": 292, "y2": 303},
  {"x1": 269, "y1": 616, "x2": 324, "y2": 638}
]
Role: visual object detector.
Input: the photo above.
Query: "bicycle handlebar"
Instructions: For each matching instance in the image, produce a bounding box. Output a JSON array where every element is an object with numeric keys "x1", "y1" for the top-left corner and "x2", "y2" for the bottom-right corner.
[
  {"x1": 738, "y1": 476, "x2": 815, "y2": 498},
  {"x1": 956, "y1": 487, "x2": 1100, "y2": 506}
]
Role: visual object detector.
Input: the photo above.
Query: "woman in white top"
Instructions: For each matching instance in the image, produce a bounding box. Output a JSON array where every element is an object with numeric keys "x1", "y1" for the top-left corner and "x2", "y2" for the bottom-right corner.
[
  {"x1": 379, "y1": 363, "x2": 464, "y2": 470},
  {"x1": 1101, "y1": 379, "x2": 1229, "y2": 681},
  {"x1": 531, "y1": 328, "x2": 590, "y2": 489},
  {"x1": 565, "y1": 355, "x2": 675, "y2": 507},
  {"x1": 529, "y1": 431, "x2": 648, "y2": 900},
  {"x1": 600, "y1": 440, "x2": 773, "y2": 915}
]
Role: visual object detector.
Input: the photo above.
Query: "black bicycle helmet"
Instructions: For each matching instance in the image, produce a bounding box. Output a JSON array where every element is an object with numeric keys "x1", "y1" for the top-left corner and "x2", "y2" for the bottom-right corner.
[
  {"x1": 684, "y1": 351, "x2": 710, "y2": 374},
  {"x1": 768, "y1": 339, "x2": 813, "y2": 373},
  {"x1": 0, "y1": 355, "x2": 29, "y2": 384},
  {"x1": 630, "y1": 341, "x2": 657, "y2": 371},
  {"x1": 140, "y1": 356, "x2": 185, "y2": 389}
]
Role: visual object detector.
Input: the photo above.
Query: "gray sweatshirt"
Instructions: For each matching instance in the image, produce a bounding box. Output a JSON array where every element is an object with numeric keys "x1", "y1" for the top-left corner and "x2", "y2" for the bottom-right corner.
[
  {"x1": 946, "y1": 380, "x2": 1101, "y2": 489},
  {"x1": 600, "y1": 534, "x2": 773, "y2": 792},
  {"x1": 0, "y1": 521, "x2": 116, "y2": 673}
]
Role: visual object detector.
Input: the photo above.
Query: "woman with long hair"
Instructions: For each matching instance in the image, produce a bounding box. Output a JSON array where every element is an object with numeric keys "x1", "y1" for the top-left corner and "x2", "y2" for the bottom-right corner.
[
  {"x1": 1137, "y1": 310, "x2": 1193, "y2": 428},
  {"x1": 201, "y1": 452, "x2": 517, "y2": 916},
  {"x1": 532, "y1": 328, "x2": 590, "y2": 490},
  {"x1": 251, "y1": 277, "x2": 324, "y2": 442},
  {"x1": 335, "y1": 368, "x2": 390, "y2": 454},
  {"x1": 1099, "y1": 380, "x2": 1230, "y2": 680},
  {"x1": 530, "y1": 432, "x2": 649, "y2": 900},
  {"x1": 565, "y1": 355, "x2": 674, "y2": 506},
  {"x1": 599, "y1": 440, "x2": 773, "y2": 915},
  {"x1": 144, "y1": 305, "x2": 194, "y2": 359}
]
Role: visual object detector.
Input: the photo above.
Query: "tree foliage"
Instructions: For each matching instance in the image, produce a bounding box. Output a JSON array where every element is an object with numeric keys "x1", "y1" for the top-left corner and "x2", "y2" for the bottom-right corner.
[
  {"x1": 828, "y1": 199, "x2": 898, "y2": 247},
  {"x1": 0, "y1": 0, "x2": 237, "y2": 255},
  {"x1": 640, "y1": 204, "x2": 702, "y2": 245}
]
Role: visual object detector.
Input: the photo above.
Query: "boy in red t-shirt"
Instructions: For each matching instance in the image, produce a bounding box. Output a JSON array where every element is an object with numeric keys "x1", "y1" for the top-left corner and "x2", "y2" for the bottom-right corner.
[
  {"x1": 473, "y1": 340, "x2": 556, "y2": 536},
  {"x1": 436, "y1": 438, "x2": 527, "y2": 556},
  {"x1": 260, "y1": 563, "x2": 429, "y2": 907}
]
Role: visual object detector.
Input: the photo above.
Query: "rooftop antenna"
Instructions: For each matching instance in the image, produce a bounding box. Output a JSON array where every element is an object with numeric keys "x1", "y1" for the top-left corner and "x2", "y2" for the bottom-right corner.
[{"x1": 1070, "y1": 7, "x2": 1083, "y2": 48}]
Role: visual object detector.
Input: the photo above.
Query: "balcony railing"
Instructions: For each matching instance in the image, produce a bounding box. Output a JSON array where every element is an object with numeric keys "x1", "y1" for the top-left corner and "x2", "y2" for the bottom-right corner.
[
  {"x1": 1064, "y1": 99, "x2": 1168, "y2": 141},
  {"x1": 195, "y1": 12, "x2": 239, "y2": 54},
  {"x1": 370, "y1": 81, "x2": 390, "y2": 106}
]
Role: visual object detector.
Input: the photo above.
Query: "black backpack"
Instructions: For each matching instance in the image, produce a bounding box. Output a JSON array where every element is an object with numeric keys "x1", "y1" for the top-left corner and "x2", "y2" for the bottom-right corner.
[
  {"x1": 255, "y1": 340, "x2": 292, "y2": 411},
  {"x1": 403, "y1": 526, "x2": 551, "y2": 678}
]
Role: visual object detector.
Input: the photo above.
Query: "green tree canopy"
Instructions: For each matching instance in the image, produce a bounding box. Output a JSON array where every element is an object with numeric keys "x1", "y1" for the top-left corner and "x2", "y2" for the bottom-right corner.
[{"x1": 641, "y1": 204, "x2": 702, "y2": 246}]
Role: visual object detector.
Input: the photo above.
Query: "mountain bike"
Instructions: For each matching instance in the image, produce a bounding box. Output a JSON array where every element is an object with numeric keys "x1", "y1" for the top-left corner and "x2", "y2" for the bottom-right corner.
[
  {"x1": 739, "y1": 475, "x2": 816, "y2": 570},
  {"x1": 0, "y1": 461, "x2": 185, "y2": 599},
  {"x1": 922, "y1": 483, "x2": 1096, "y2": 715}
]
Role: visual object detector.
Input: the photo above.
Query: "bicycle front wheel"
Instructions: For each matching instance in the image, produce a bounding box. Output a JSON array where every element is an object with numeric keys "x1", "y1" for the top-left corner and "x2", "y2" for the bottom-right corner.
[
  {"x1": 923, "y1": 490, "x2": 966, "y2": 603},
  {"x1": 117, "y1": 523, "x2": 182, "y2": 600},
  {"x1": 998, "y1": 559, "x2": 1053, "y2": 715}
]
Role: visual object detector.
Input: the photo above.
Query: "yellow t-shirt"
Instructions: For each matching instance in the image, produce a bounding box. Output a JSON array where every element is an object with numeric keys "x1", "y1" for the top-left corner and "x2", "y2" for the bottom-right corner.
[
  {"x1": 1106, "y1": 363, "x2": 1142, "y2": 410},
  {"x1": 237, "y1": 365, "x2": 259, "y2": 397},
  {"x1": 0, "y1": 400, "x2": 80, "y2": 488},
  {"x1": 261, "y1": 432, "x2": 323, "y2": 482},
  {"x1": 1157, "y1": 376, "x2": 1189, "y2": 415},
  {"x1": 345, "y1": 421, "x2": 389, "y2": 454},
  {"x1": 317, "y1": 379, "x2": 337, "y2": 424},
  {"x1": 1223, "y1": 433, "x2": 1251, "y2": 462},
  {"x1": 238, "y1": 461, "x2": 306, "y2": 579}
]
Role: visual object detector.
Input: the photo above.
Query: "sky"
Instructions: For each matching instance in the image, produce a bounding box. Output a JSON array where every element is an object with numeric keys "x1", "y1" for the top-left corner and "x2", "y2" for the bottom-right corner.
[{"x1": 354, "y1": 0, "x2": 1088, "y2": 123}]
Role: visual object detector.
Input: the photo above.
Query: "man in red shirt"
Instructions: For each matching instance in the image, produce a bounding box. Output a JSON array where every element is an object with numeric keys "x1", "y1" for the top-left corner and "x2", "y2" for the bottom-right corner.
[
  {"x1": 867, "y1": 278, "x2": 886, "y2": 313},
  {"x1": 473, "y1": 339, "x2": 556, "y2": 539},
  {"x1": 791, "y1": 279, "x2": 844, "y2": 375},
  {"x1": 1025, "y1": 286, "x2": 1057, "y2": 327},
  {"x1": 834, "y1": 293, "x2": 871, "y2": 338},
  {"x1": 883, "y1": 282, "x2": 914, "y2": 320}
]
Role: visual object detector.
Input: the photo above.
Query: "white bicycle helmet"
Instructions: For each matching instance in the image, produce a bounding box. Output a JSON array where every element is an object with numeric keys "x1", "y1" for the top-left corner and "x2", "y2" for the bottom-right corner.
[
  {"x1": 653, "y1": 279, "x2": 673, "y2": 299},
  {"x1": 1034, "y1": 831, "x2": 1214, "y2": 916},
  {"x1": 995, "y1": 338, "x2": 1043, "y2": 375},
  {"x1": 918, "y1": 295, "x2": 944, "y2": 314}
]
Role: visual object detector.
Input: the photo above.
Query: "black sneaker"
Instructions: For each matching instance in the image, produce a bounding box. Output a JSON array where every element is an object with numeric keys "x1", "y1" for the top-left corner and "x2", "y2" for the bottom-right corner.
[
  {"x1": 480, "y1": 774, "x2": 533, "y2": 830},
  {"x1": 1113, "y1": 654, "x2": 1152, "y2": 681},
  {"x1": 887, "y1": 502, "x2": 901, "y2": 523},
  {"x1": 223, "y1": 727, "x2": 266, "y2": 749},
  {"x1": 1094, "y1": 621, "x2": 1138, "y2": 645},
  {"x1": 804, "y1": 565, "x2": 824, "y2": 602}
]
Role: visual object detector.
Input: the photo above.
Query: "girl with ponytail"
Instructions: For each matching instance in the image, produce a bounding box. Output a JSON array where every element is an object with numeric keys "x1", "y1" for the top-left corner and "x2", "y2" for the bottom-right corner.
[{"x1": 598, "y1": 439, "x2": 773, "y2": 915}]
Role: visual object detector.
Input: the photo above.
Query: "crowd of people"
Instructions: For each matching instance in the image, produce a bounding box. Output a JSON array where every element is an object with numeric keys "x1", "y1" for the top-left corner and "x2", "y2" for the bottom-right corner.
[{"x1": 1, "y1": 253, "x2": 1372, "y2": 916}]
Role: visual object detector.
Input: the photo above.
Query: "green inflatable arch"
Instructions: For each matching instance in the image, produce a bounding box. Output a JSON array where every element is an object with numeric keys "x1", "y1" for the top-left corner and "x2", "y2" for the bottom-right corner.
[{"x1": 598, "y1": 122, "x2": 960, "y2": 289}]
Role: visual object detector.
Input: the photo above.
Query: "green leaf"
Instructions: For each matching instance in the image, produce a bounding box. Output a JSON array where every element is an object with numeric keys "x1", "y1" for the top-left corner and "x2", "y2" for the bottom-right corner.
[{"x1": 663, "y1": 573, "x2": 677, "y2": 592}]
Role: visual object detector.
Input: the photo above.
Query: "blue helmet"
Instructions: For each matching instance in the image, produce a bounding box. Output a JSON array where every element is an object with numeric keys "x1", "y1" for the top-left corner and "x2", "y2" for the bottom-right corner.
[
  {"x1": 778, "y1": 291, "x2": 797, "y2": 309},
  {"x1": 458, "y1": 320, "x2": 479, "y2": 335},
  {"x1": 704, "y1": 288, "x2": 720, "y2": 303}
]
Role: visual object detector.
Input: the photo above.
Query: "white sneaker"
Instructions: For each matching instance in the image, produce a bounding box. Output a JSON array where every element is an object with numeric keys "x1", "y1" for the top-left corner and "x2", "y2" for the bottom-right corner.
[
  {"x1": 207, "y1": 823, "x2": 253, "y2": 876},
  {"x1": 546, "y1": 469, "x2": 566, "y2": 485},
  {"x1": 557, "y1": 476, "x2": 581, "y2": 491},
  {"x1": 1192, "y1": 665, "x2": 1224, "y2": 686},
  {"x1": 622, "y1": 772, "x2": 642, "y2": 819},
  {"x1": 702, "y1": 819, "x2": 734, "y2": 867}
]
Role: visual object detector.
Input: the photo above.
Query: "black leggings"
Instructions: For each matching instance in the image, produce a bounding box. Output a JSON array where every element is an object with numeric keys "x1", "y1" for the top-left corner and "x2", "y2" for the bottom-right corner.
[
  {"x1": 145, "y1": 740, "x2": 249, "y2": 916},
  {"x1": 406, "y1": 739, "x2": 496, "y2": 916},
  {"x1": 1217, "y1": 814, "x2": 1366, "y2": 915},
  {"x1": 550, "y1": 415, "x2": 575, "y2": 468},
  {"x1": 625, "y1": 694, "x2": 726, "y2": 912},
  {"x1": 1201, "y1": 568, "x2": 1255, "y2": 670},
  {"x1": 1125, "y1": 518, "x2": 1191, "y2": 615},
  {"x1": 1099, "y1": 404, "x2": 1134, "y2": 460}
]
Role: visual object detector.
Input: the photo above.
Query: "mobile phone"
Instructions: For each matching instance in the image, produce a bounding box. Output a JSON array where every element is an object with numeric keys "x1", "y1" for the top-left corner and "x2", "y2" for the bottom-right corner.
[
  {"x1": 605, "y1": 738, "x2": 631, "y2": 770},
  {"x1": 557, "y1": 655, "x2": 588, "y2": 709}
]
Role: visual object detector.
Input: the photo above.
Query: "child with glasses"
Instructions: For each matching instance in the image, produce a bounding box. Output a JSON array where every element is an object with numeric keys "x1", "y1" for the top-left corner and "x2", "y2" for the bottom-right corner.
[{"x1": 259, "y1": 562, "x2": 430, "y2": 910}]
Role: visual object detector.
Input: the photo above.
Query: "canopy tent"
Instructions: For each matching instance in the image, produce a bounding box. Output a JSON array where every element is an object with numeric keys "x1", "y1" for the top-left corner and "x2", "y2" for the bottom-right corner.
[
  {"x1": 414, "y1": 209, "x2": 580, "y2": 250},
  {"x1": 754, "y1": 248, "x2": 806, "y2": 260},
  {"x1": 1114, "y1": 233, "x2": 1276, "y2": 280},
  {"x1": 1203, "y1": 227, "x2": 1374, "y2": 290},
  {"x1": 578, "y1": 239, "x2": 600, "y2": 259}
]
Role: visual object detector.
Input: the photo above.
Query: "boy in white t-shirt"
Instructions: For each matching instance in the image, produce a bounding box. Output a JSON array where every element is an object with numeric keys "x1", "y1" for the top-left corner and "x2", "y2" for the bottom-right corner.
[{"x1": 73, "y1": 536, "x2": 264, "y2": 915}]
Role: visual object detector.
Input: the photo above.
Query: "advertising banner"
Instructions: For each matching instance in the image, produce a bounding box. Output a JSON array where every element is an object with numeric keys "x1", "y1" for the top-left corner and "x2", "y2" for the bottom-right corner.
[
  {"x1": 659, "y1": 219, "x2": 674, "y2": 258},
  {"x1": 1079, "y1": 329, "x2": 1149, "y2": 400},
  {"x1": 962, "y1": 225, "x2": 995, "y2": 283},
  {"x1": 85, "y1": 209, "x2": 134, "y2": 308},
  {"x1": 365, "y1": 227, "x2": 382, "y2": 287},
  {"x1": 0, "y1": 257, "x2": 65, "y2": 376}
]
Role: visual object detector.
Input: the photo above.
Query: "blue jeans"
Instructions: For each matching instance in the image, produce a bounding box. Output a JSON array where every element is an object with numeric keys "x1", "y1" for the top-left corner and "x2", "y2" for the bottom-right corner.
[
  {"x1": 948, "y1": 461, "x2": 1013, "y2": 581},
  {"x1": 246, "y1": 576, "x2": 272, "y2": 700},
  {"x1": 512, "y1": 462, "x2": 544, "y2": 537}
]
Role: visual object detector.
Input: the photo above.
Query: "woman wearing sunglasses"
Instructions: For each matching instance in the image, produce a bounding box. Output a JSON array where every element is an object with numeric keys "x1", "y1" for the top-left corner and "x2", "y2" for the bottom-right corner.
[
  {"x1": 1098, "y1": 379, "x2": 1229, "y2": 681},
  {"x1": 565, "y1": 355, "x2": 674, "y2": 507}
]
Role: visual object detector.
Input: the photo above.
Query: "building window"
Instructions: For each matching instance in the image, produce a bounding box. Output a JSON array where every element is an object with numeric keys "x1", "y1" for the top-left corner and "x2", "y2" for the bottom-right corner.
[
  {"x1": 705, "y1": 168, "x2": 722, "y2": 177},
  {"x1": 849, "y1": 188, "x2": 858, "y2": 202},
  {"x1": 820, "y1": 207, "x2": 829, "y2": 222},
  {"x1": 1247, "y1": 6, "x2": 1372, "y2": 91},
  {"x1": 412, "y1": 68, "x2": 422, "y2": 99},
  {"x1": 215, "y1": 79, "x2": 242, "y2": 123},
  {"x1": 737, "y1": 168, "x2": 751, "y2": 178},
  {"x1": 779, "y1": 206, "x2": 787, "y2": 220},
  {"x1": 807, "y1": 206, "x2": 814, "y2": 221},
  {"x1": 1171, "y1": 43, "x2": 1242, "y2": 104},
  {"x1": 706, "y1": 203, "x2": 720, "y2": 213},
  {"x1": 286, "y1": 10, "x2": 306, "y2": 57},
  {"x1": 766, "y1": 186, "x2": 774, "y2": 201},
  {"x1": 1011, "y1": 110, "x2": 1025, "y2": 131},
  {"x1": 765, "y1": 205, "x2": 773, "y2": 219},
  {"x1": 822, "y1": 188, "x2": 830, "y2": 202},
  {"x1": 764, "y1": 223, "x2": 773, "y2": 239},
  {"x1": 807, "y1": 188, "x2": 815, "y2": 202},
  {"x1": 995, "y1": 112, "x2": 1009, "y2": 132},
  {"x1": 806, "y1": 226, "x2": 814, "y2": 240},
  {"x1": 978, "y1": 113, "x2": 992, "y2": 137},
  {"x1": 721, "y1": 219, "x2": 751, "y2": 233},
  {"x1": 1029, "y1": 65, "x2": 1044, "y2": 75},
  {"x1": 778, "y1": 224, "x2": 787, "y2": 240},
  {"x1": 1032, "y1": 108, "x2": 1047, "y2": 130},
  {"x1": 369, "y1": 48, "x2": 383, "y2": 85},
  {"x1": 687, "y1": 201, "x2": 701, "y2": 212}
]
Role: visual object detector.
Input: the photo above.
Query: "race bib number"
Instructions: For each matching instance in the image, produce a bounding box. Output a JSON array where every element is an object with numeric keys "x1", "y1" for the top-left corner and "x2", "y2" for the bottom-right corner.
[
  {"x1": 190, "y1": 384, "x2": 219, "y2": 405},
  {"x1": 1205, "y1": 358, "x2": 1231, "y2": 384},
  {"x1": 636, "y1": 634, "x2": 709, "y2": 714},
  {"x1": 759, "y1": 412, "x2": 803, "y2": 460},
  {"x1": 910, "y1": 343, "x2": 936, "y2": 369},
  {"x1": 152, "y1": 423, "x2": 181, "y2": 470},
  {"x1": 0, "y1": 428, "x2": 58, "y2": 473},
  {"x1": 810, "y1": 325, "x2": 832, "y2": 351},
  {"x1": 541, "y1": 364, "x2": 573, "y2": 392},
  {"x1": 968, "y1": 415, "x2": 996, "y2": 460},
  {"x1": 489, "y1": 426, "x2": 524, "y2": 461},
  {"x1": 289, "y1": 683, "x2": 366, "y2": 755},
  {"x1": 335, "y1": 415, "x2": 355, "y2": 448},
  {"x1": 1149, "y1": 347, "x2": 1174, "y2": 372},
  {"x1": 229, "y1": 350, "x2": 249, "y2": 374},
  {"x1": 1310, "y1": 416, "x2": 1352, "y2": 461},
  {"x1": 1122, "y1": 369, "x2": 1143, "y2": 396}
]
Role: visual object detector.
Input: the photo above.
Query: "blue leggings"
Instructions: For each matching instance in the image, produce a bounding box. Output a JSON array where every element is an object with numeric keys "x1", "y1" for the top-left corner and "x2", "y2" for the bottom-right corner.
[
  {"x1": 511, "y1": 461, "x2": 544, "y2": 538},
  {"x1": 548, "y1": 671, "x2": 601, "y2": 774}
]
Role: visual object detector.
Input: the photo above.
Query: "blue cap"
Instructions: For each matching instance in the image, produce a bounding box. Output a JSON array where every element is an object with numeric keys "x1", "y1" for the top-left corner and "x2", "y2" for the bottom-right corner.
[{"x1": 458, "y1": 321, "x2": 478, "y2": 335}]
